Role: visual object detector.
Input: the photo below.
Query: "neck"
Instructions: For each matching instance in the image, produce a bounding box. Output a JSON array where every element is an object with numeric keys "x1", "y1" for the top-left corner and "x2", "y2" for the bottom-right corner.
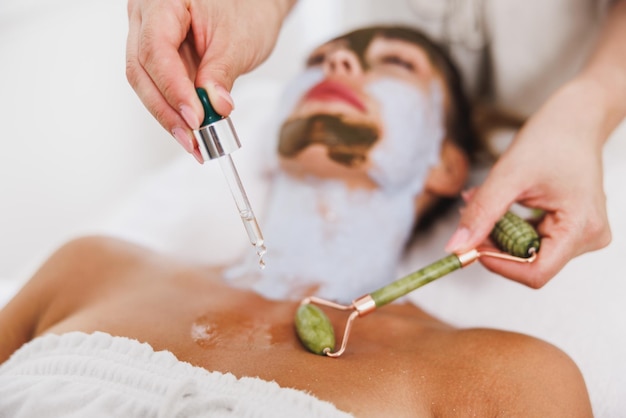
[{"x1": 225, "y1": 172, "x2": 419, "y2": 302}]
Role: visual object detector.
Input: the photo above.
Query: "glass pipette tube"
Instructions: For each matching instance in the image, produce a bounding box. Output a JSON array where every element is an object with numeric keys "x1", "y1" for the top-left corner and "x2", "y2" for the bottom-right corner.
[{"x1": 218, "y1": 155, "x2": 266, "y2": 268}]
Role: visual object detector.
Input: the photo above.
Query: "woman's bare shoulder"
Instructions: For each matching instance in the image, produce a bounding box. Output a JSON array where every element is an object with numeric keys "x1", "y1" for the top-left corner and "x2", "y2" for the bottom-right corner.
[
  {"x1": 0, "y1": 236, "x2": 124, "y2": 362},
  {"x1": 50, "y1": 235, "x2": 157, "y2": 266},
  {"x1": 426, "y1": 328, "x2": 593, "y2": 417},
  {"x1": 2, "y1": 237, "x2": 163, "y2": 341}
]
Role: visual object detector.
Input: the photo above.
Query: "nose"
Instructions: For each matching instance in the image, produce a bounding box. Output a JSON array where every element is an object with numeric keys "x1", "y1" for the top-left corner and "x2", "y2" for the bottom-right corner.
[{"x1": 323, "y1": 48, "x2": 363, "y2": 78}]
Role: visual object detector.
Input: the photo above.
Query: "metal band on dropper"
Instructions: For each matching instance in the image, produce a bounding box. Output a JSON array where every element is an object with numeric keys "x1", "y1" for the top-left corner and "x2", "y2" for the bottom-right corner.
[{"x1": 194, "y1": 88, "x2": 241, "y2": 160}]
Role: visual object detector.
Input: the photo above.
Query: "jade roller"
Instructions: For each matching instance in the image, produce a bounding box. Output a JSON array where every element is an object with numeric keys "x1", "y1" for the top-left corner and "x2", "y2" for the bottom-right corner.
[
  {"x1": 193, "y1": 88, "x2": 266, "y2": 267},
  {"x1": 295, "y1": 211, "x2": 540, "y2": 357}
]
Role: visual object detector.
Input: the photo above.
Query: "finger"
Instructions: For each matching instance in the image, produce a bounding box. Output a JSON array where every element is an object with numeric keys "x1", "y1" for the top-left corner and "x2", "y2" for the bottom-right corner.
[
  {"x1": 136, "y1": 4, "x2": 203, "y2": 129},
  {"x1": 126, "y1": 11, "x2": 197, "y2": 156},
  {"x1": 478, "y1": 211, "x2": 579, "y2": 287},
  {"x1": 445, "y1": 168, "x2": 521, "y2": 253},
  {"x1": 195, "y1": 51, "x2": 238, "y2": 117},
  {"x1": 191, "y1": 1, "x2": 287, "y2": 117},
  {"x1": 460, "y1": 187, "x2": 477, "y2": 202},
  {"x1": 479, "y1": 232, "x2": 574, "y2": 288}
]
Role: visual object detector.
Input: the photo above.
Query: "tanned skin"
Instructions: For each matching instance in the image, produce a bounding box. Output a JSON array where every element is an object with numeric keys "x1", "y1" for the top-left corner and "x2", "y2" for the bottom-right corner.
[{"x1": 0, "y1": 237, "x2": 592, "y2": 417}]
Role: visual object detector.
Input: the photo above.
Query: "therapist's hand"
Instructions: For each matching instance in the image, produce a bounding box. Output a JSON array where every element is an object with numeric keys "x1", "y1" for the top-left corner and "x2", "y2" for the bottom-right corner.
[
  {"x1": 445, "y1": 78, "x2": 614, "y2": 288},
  {"x1": 126, "y1": 0, "x2": 295, "y2": 162},
  {"x1": 445, "y1": 0, "x2": 626, "y2": 288}
]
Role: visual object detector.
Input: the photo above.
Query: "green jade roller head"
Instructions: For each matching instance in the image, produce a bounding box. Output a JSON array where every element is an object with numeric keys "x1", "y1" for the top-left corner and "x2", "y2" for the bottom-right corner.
[
  {"x1": 295, "y1": 210, "x2": 541, "y2": 357},
  {"x1": 193, "y1": 88, "x2": 267, "y2": 267}
]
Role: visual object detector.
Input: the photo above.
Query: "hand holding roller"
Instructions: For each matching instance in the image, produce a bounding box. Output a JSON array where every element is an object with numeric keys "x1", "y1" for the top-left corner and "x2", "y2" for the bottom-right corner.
[{"x1": 295, "y1": 211, "x2": 540, "y2": 357}]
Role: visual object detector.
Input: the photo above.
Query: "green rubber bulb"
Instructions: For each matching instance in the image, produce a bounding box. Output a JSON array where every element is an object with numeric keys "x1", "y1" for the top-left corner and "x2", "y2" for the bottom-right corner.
[{"x1": 196, "y1": 87, "x2": 223, "y2": 127}]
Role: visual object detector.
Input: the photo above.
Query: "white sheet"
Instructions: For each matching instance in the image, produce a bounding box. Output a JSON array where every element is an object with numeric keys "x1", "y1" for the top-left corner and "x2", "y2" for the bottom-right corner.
[{"x1": 0, "y1": 331, "x2": 352, "y2": 418}]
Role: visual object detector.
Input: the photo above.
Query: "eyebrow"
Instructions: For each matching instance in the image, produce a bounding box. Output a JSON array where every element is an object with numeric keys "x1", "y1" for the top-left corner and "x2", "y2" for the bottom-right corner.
[
  {"x1": 369, "y1": 39, "x2": 433, "y2": 69},
  {"x1": 306, "y1": 52, "x2": 325, "y2": 67},
  {"x1": 305, "y1": 39, "x2": 352, "y2": 67}
]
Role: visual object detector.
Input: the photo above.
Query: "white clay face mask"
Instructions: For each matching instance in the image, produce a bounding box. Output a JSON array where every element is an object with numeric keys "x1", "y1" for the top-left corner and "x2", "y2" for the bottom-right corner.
[
  {"x1": 259, "y1": 67, "x2": 325, "y2": 168},
  {"x1": 273, "y1": 68, "x2": 325, "y2": 130},
  {"x1": 366, "y1": 78, "x2": 445, "y2": 196},
  {"x1": 224, "y1": 77, "x2": 447, "y2": 302},
  {"x1": 225, "y1": 173, "x2": 419, "y2": 301},
  {"x1": 246, "y1": 67, "x2": 325, "y2": 183}
]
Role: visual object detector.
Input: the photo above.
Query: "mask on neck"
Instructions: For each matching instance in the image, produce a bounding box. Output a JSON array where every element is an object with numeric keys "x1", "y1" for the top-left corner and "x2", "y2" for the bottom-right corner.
[{"x1": 225, "y1": 76, "x2": 447, "y2": 301}]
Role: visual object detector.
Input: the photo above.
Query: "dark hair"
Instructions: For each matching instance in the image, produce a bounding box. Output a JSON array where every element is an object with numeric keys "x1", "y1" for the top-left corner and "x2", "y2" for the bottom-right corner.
[{"x1": 334, "y1": 26, "x2": 479, "y2": 232}]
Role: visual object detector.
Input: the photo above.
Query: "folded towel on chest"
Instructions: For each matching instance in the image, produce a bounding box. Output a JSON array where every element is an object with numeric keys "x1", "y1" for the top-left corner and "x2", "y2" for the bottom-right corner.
[{"x1": 0, "y1": 332, "x2": 352, "y2": 418}]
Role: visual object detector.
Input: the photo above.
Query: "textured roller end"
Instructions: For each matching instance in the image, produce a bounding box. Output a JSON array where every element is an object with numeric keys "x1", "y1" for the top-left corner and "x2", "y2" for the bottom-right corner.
[{"x1": 491, "y1": 211, "x2": 540, "y2": 258}]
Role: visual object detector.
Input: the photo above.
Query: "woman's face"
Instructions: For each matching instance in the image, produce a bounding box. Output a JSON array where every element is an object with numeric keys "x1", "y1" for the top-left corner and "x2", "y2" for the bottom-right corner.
[
  {"x1": 277, "y1": 32, "x2": 447, "y2": 188},
  {"x1": 294, "y1": 35, "x2": 440, "y2": 122}
]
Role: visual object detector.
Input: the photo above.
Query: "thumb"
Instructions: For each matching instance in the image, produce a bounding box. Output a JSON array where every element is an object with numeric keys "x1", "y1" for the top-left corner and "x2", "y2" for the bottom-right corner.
[
  {"x1": 195, "y1": 56, "x2": 238, "y2": 118},
  {"x1": 445, "y1": 176, "x2": 518, "y2": 253}
]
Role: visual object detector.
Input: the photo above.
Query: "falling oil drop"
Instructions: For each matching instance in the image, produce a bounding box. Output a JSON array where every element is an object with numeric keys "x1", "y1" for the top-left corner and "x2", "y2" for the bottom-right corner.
[{"x1": 256, "y1": 243, "x2": 267, "y2": 270}]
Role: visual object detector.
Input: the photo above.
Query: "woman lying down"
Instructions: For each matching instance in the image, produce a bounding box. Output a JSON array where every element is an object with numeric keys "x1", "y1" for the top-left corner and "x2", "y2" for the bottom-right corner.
[{"x1": 0, "y1": 26, "x2": 592, "y2": 417}]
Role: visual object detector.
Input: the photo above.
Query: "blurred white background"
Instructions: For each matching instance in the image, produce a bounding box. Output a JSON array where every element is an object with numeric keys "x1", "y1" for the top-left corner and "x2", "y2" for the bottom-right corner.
[
  {"x1": 0, "y1": 0, "x2": 173, "y2": 281},
  {"x1": 0, "y1": 0, "x2": 419, "y2": 282}
]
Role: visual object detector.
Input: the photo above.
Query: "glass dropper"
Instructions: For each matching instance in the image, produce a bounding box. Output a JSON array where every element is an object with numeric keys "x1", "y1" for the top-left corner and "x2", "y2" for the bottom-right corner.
[{"x1": 193, "y1": 88, "x2": 266, "y2": 268}]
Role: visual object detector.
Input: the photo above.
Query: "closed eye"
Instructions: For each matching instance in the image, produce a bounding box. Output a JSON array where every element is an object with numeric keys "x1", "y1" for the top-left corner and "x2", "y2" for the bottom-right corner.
[{"x1": 381, "y1": 55, "x2": 415, "y2": 71}]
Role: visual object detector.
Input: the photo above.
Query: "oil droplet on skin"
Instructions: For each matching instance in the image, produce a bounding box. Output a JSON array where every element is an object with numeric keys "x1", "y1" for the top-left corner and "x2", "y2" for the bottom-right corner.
[
  {"x1": 191, "y1": 314, "x2": 275, "y2": 349},
  {"x1": 191, "y1": 321, "x2": 218, "y2": 348}
]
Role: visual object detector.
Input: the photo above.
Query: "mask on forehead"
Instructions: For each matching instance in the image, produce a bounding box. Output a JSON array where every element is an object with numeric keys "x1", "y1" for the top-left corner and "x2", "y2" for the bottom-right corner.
[{"x1": 367, "y1": 78, "x2": 445, "y2": 195}]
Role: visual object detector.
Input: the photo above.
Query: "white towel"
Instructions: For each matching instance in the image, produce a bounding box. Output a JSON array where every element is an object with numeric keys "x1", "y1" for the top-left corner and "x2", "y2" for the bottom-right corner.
[{"x1": 0, "y1": 332, "x2": 353, "y2": 418}]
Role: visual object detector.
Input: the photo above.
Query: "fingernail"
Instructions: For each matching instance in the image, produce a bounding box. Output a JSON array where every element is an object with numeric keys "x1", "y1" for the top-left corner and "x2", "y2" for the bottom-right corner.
[
  {"x1": 192, "y1": 148, "x2": 204, "y2": 164},
  {"x1": 214, "y1": 84, "x2": 235, "y2": 110},
  {"x1": 172, "y1": 127, "x2": 195, "y2": 153},
  {"x1": 445, "y1": 227, "x2": 471, "y2": 253},
  {"x1": 180, "y1": 105, "x2": 200, "y2": 129}
]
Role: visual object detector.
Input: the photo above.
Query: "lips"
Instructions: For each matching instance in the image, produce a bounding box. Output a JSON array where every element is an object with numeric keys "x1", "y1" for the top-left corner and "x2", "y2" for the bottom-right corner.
[{"x1": 304, "y1": 80, "x2": 366, "y2": 112}]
